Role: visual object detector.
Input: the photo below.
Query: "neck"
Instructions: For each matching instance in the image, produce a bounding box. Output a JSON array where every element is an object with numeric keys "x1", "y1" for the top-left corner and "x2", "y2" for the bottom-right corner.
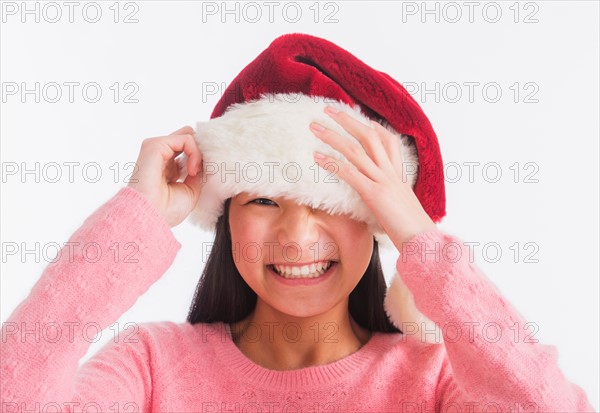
[{"x1": 229, "y1": 299, "x2": 373, "y2": 371}]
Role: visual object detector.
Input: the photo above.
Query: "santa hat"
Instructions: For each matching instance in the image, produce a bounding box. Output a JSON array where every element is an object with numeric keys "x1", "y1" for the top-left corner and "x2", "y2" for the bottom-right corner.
[{"x1": 184, "y1": 33, "x2": 446, "y2": 344}]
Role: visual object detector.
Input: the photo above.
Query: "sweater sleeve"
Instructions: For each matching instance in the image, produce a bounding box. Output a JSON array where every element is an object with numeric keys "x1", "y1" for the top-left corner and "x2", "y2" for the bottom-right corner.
[
  {"x1": 1, "y1": 187, "x2": 182, "y2": 412},
  {"x1": 396, "y1": 229, "x2": 596, "y2": 413}
]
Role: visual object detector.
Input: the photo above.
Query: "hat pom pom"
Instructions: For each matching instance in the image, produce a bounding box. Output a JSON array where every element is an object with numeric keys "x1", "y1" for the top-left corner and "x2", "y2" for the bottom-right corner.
[{"x1": 384, "y1": 271, "x2": 444, "y2": 344}]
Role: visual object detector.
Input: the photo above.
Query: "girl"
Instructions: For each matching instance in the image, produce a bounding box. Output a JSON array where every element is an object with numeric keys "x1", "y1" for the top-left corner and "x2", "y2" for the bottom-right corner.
[{"x1": 1, "y1": 33, "x2": 595, "y2": 412}]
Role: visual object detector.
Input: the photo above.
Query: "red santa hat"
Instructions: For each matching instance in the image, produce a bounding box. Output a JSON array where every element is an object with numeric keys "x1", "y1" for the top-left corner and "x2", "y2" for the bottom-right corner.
[{"x1": 185, "y1": 33, "x2": 446, "y2": 344}]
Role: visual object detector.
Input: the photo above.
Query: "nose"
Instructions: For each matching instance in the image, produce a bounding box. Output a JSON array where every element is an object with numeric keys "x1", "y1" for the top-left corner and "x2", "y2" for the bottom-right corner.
[{"x1": 276, "y1": 204, "x2": 321, "y2": 257}]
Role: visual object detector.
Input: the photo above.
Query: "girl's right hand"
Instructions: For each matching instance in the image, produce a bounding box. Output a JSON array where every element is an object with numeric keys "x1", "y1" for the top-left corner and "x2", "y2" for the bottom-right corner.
[{"x1": 127, "y1": 126, "x2": 204, "y2": 228}]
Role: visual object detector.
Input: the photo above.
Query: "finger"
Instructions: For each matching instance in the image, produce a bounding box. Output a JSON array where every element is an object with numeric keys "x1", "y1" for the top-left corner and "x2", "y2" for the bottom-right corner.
[
  {"x1": 164, "y1": 161, "x2": 177, "y2": 182},
  {"x1": 182, "y1": 168, "x2": 203, "y2": 204},
  {"x1": 169, "y1": 125, "x2": 195, "y2": 136},
  {"x1": 164, "y1": 133, "x2": 202, "y2": 177},
  {"x1": 325, "y1": 108, "x2": 391, "y2": 169},
  {"x1": 370, "y1": 121, "x2": 406, "y2": 180},
  {"x1": 166, "y1": 156, "x2": 185, "y2": 182},
  {"x1": 311, "y1": 123, "x2": 383, "y2": 182},
  {"x1": 314, "y1": 153, "x2": 373, "y2": 198}
]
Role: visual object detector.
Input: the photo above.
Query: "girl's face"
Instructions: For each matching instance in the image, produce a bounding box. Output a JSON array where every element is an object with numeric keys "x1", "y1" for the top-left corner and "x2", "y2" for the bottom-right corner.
[{"x1": 228, "y1": 192, "x2": 374, "y2": 318}]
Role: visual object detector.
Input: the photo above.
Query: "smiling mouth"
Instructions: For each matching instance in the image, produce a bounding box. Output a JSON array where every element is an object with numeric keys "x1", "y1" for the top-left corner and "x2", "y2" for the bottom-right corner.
[{"x1": 267, "y1": 261, "x2": 338, "y2": 279}]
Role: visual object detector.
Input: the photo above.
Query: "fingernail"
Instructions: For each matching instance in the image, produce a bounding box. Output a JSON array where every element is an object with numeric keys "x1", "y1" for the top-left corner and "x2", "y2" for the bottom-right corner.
[
  {"x1": 325, "y1": 106, "x2": 339, "y2": 115},
  {"x1": 314, "y1": 152, "x2": 326, "y2": 160},
  {"x1": 310, "y1": 122, "x2": 325, "y2": 132}
]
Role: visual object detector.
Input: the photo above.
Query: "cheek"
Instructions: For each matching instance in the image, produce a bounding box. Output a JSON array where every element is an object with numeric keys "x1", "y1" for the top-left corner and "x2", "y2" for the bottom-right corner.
[
  {"x1": 336, "y1": 218, "x2": 372, "y2": 244},
  {"x1": 230, "y1": 208, "x2": 254, "y2": 244},
  {"x1": 229, "y1": 215, "x2": 270, "y2": 266},
  {"x1": 336, "y1": 220, "x2": 373, "y2": 264}
]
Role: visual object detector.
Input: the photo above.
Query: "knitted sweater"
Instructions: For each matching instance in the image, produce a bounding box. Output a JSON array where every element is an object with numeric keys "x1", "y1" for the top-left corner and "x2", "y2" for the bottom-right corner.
[{"x1": 1, "y1": 187, "x2": 595, "y2": 413}]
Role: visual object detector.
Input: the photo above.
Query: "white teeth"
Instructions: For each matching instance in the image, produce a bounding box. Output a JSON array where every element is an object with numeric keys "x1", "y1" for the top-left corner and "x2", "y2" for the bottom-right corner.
[{"x1": 272, "y1": 261, "x2": 334, "y2": 279}]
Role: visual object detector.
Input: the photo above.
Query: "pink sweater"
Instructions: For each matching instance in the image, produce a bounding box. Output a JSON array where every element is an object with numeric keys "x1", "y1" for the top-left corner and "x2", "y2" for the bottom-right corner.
[{"x1": 1, "y1": 187, "x2": 595, "y2": 413}]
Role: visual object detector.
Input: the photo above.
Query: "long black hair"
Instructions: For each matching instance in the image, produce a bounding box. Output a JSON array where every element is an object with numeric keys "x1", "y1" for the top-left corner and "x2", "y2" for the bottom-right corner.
[{"x1": 187, "y1": 197, "x2": 401, "y2": 334}]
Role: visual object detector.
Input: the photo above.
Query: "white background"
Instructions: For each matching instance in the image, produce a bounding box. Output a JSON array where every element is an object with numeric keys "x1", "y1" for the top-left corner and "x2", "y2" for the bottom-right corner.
[{"x1": 1, "y1": 0, "x2": 598, "y2": 409}]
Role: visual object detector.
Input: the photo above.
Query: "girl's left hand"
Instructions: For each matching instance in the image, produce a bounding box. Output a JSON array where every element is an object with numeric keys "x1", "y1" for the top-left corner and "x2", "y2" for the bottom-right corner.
[{"x1": 309, "y1": 106, "x2": 438, "y2": 250}]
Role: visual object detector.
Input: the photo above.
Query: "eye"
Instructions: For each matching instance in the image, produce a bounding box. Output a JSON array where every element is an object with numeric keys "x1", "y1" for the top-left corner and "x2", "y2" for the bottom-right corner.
[{"x1": 249, "y1": 198, "x2": 278, "y2": 207}]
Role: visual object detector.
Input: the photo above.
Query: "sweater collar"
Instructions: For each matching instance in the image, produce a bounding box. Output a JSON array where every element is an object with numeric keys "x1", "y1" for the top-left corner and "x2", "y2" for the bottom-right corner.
[{"x1": 198, "y1": 321, "x2": 396, "y2": 390}]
